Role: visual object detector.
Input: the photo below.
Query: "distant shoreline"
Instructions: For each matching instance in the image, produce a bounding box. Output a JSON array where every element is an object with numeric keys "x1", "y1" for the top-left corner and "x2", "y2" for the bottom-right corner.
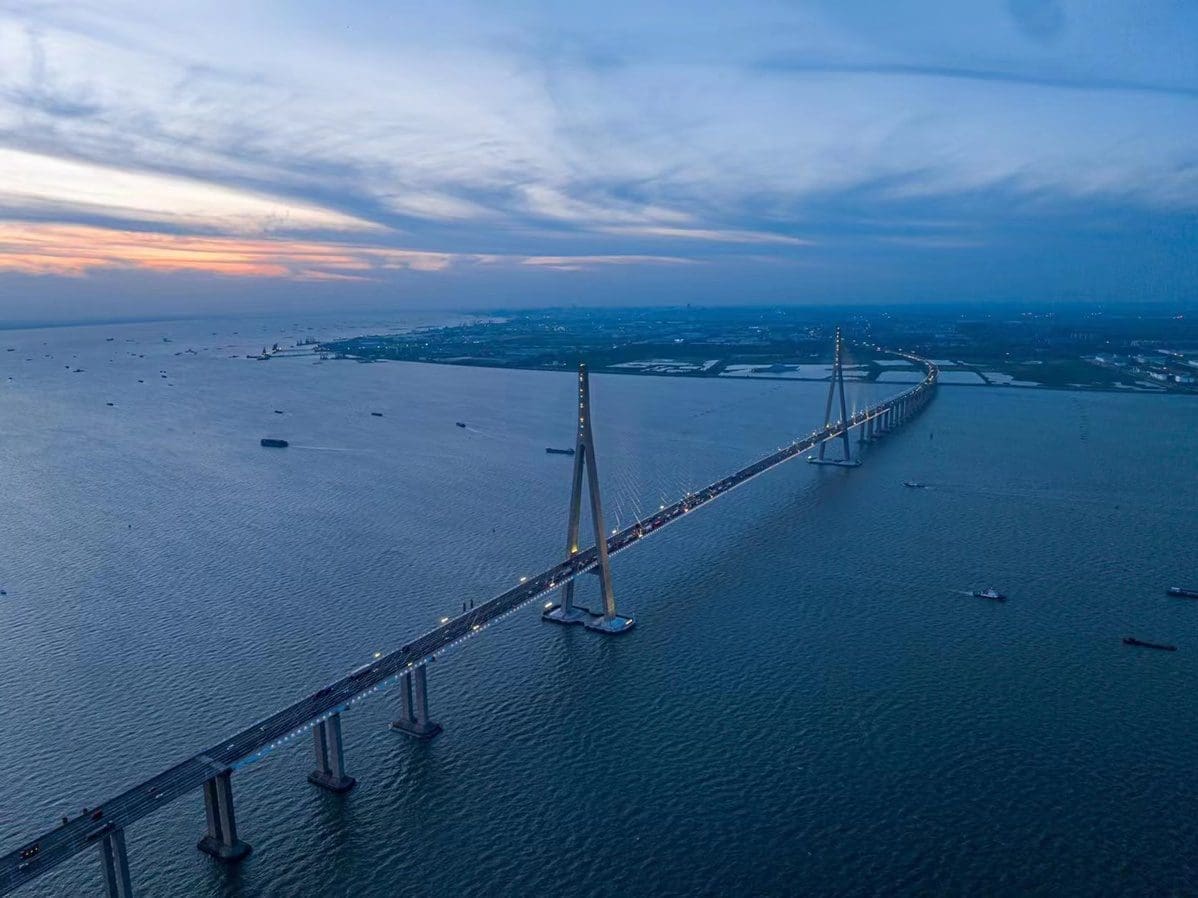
[
  {"x1": 314, "y1": 353, "x2": 1188, "y2": 396},
  {"x1": 313, "y1": 306, "x2": 1198, "y2": 397}
]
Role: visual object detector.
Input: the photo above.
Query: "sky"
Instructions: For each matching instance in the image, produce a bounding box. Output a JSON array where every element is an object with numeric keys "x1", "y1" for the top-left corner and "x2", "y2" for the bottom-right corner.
[{"x1": 0, "y1": 0, "x2": 1195, "y2": 321}]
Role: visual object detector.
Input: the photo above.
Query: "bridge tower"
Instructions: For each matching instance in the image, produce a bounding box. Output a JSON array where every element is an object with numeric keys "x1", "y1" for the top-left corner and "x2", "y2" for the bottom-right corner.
[
  {"x1": 543, "y1": 363, "x2": 635, "y2": 634},
  {"x1": 809, "y1": 327, "x2": 861, "y2": 467}
]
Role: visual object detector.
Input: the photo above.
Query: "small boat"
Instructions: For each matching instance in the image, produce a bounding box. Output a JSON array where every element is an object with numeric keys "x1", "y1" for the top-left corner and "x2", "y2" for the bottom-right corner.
[
  {"x1": 546, "y1": 447, "x2": 576, "y2": 455},
  {"x1": 371, "y1": 412, "x2": 384, "y2": 417},
  {"x1": 260, "y1": 438, "x2": 289, "y2": 448},
  {"x1": 972, "y1": 587, "x2": 1006, "y2": 601},
  {"x1": 903, "y1": 481, "x2": 926, "y2": 488},
  {"x1": 455, "y1": 422, "x2": 467, "y2": 428},
  {"x1": 1123, "y1": 637, "x2": 1177, "y2": 651},
  {"x1": 1166, "y1": 586, "x2": 1198, "y2": 599}
]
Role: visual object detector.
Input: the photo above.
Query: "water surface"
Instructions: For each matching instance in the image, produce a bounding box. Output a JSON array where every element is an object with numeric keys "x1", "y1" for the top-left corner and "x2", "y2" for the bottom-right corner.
[{"x1": 0, "y1": 317, "x2": 1195, "y2": 897}]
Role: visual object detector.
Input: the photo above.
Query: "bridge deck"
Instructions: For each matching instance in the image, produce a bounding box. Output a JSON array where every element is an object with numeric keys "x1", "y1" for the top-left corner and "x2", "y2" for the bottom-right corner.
[{"x1": 1, "y1": 357, "x2": 936, "y2": 895}]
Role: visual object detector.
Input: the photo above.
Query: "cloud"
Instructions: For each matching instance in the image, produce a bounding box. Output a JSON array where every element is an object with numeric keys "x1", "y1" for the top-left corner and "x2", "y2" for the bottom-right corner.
[
  {"x1": 0, "y1": 222, "x2": 695, "y2": 279},
  {"x1": 599, "y1": 225, "x2": 812, "y2": 245},
  {"x1": 521, "y1": 254, "x2": 695, "y2": 270},
  {"x1": 0, "y1": 223, "x2": 447, "y2": 278},
  {"x1": 0, "y1": 0, "x2": 1194, "y2": 308},
  {"x1": 380, "y1": 191, "x2": 491, "y2": 222},
  {"x1": 518, "y1": 185, "x2": 692, "y2": 227},
  {"x1": 0, "y1": 147, "x2": 379, "y2": 233}
]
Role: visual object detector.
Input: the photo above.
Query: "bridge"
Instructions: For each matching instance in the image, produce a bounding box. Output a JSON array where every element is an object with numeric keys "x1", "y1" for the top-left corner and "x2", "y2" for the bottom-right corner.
[{"x1": 0, "y1": 333, "x2": 937, "y2": 897}]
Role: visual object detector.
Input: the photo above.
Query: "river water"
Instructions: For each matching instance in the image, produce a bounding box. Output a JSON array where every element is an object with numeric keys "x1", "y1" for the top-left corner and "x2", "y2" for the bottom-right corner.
[{"x1": 0, "y1": 315, "x2": 1195, "y2": 897}]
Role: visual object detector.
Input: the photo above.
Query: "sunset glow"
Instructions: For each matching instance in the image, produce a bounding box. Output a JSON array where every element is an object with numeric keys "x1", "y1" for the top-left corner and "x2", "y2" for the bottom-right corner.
[
  {"x1": 0, "y1": 223, "x2": 693, "y2": 279},
  {"x1": 0, "y1": 224, "x2": 453, "y2": 279}
]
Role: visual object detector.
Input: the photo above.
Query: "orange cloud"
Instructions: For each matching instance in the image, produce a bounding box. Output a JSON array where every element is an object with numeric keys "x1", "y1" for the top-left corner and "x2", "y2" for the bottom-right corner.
[
  {"x1": 0, "y1": 223, "x2": 453, "y2": 279},
  {"x1": 0, "y1": 222, "x2": 699, "y2": 280}
]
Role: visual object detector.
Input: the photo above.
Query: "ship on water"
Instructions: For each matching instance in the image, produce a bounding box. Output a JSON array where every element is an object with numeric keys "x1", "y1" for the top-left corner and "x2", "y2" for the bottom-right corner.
[
  {"x1": 1167, "y1": 586, "x2": 1198, "y2": 598},
  {"x1": 1123, "y1": 637, "x2": 1177, "y2": 651},
  {"x1": 546, "y1": 447, "x2": 576, "y2": 455}
]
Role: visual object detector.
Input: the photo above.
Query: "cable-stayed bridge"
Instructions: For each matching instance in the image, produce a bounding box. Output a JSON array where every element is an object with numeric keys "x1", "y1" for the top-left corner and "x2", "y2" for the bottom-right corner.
[{"x1": 1, "y1": 336, "x2": 937, "y2": 897}]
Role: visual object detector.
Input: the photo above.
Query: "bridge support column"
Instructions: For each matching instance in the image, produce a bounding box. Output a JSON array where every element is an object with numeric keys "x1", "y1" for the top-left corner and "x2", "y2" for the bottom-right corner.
[
  {"x1": 543, "y1": 362, "x2": 635, "y2": 634},
  {"x1": 99, "y1": 825, "x2": 134, "y2": 898},
  {"x1": 391, "y1": 665, "x2": 443, "y2": 739},
  {"x1": 308, "y1": 712, "x2": 355, "y2": 792},
  {"x1": 809, "y1": 327, "x2": 861, "y2": 467},
  {"x1": 197, "y1": 770, "x2": 251, "y2": 862}
]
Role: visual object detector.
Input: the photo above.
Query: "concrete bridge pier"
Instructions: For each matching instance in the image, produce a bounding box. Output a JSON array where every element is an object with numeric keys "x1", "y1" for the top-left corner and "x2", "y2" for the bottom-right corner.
[
  {"x1": 98, "y1": 826, "x2": 134, "y2": 898},
  {"x1": 391, "y1": 666, "x2": 442, "y2": 739},
  {"x1": 308, "y1": 713, "x2": 355, "y2": 793},
  {"x1": 197, "y1": 770, "x2": 251, "y2": 862}
]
